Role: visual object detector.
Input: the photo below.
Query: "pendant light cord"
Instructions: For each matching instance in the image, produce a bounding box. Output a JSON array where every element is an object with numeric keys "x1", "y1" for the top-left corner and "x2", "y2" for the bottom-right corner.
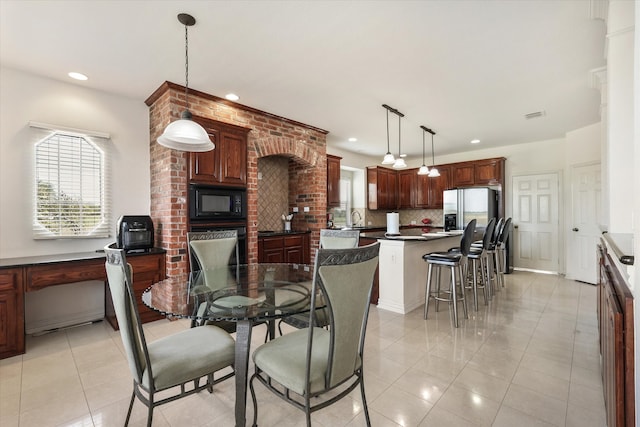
[
  {"x1": 422, "y1": 130, "x2": 426, "y2": 164},
  {"x1": 431, "y1": 133, "x2": 436, "y2": 166},
  {"x1": 386, "y1": 109, "x2": 390, "y2": 153},
  {"x1": 184, "y1": 23, "x2": 189, "y2": 109},
  {"x1": 398, "y1": 114, "x2": 402, "y2": 156}
]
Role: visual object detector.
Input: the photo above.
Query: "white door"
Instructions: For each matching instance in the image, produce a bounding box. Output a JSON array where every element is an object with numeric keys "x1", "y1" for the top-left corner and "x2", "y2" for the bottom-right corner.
[
  {"x1": 567, "y1": 162, "x2": 601, "y2": 284},
  {"x1": 512, "y1": 173, "x2": 560, "y2": 272}
]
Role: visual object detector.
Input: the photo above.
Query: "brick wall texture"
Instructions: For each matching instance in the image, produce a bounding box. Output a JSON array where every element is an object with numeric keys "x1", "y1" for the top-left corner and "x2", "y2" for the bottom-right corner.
[{"x1": 146, "y1": 82, "x2": 328, "y2": 291}]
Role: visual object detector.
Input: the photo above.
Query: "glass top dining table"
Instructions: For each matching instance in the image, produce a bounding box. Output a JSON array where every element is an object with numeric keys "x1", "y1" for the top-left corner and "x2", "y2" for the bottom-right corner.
[{"x1": 142, "y1": 263, "x2": 316, "y2": 427}]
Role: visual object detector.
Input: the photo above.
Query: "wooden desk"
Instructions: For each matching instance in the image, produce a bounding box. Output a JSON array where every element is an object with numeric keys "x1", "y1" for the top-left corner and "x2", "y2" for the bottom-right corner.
[{"x1": 0, "y1": 249, "x2": 165, "y2": 359}]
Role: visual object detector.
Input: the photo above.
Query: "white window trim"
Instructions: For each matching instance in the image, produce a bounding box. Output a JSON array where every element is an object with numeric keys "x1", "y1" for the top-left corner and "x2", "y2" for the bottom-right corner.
[{"x1": 30, "y1": 123, "x2": 111, "y2": 239}]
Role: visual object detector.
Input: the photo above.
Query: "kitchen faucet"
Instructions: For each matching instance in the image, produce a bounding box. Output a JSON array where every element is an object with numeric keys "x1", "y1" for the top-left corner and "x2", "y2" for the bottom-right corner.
[{"x1": 350, "y1": 210, "x2": 362, "y2": 227}]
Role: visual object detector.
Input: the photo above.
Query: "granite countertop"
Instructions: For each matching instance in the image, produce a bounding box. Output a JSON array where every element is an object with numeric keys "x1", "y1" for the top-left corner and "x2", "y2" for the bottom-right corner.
[
  {"x1": 602, "y1": 232, "x2": 634, "y2": 265},
  {"x1": 360, "y1": 227, "x2": 462, "y2": 241},
  {"x1": 0, "y1": 247, "x2": 165, "y2": 269}
]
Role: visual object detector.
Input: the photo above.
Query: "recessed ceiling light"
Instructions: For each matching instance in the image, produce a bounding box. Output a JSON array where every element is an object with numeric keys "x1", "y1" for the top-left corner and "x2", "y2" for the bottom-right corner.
[
  {"x1": 225, "y1": 93, "x2": 239, "y2": 101},
  {"x1": 470, "y1": 139, "x2": 481, "y2": 144},
  {"x1": 348, "y1": 137, "x2": 357, "y2": 142},
  {"x1": 68, "y1": 72, "x2": 88, "y2": 81}
]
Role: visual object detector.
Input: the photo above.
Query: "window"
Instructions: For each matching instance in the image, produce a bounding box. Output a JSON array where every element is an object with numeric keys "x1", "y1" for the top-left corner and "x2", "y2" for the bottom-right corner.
[{"x1": 33, "y1": 128, "x2": 110, "y2": 238}]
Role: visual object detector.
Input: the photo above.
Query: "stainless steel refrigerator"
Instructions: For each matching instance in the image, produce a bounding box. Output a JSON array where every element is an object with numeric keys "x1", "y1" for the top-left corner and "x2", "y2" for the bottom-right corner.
[{"x1": 443, "y1": 187, "x2": 498, "y2": 231}]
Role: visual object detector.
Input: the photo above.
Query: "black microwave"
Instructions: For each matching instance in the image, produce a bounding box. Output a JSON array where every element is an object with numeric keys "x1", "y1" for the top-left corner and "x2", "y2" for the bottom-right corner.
[{"x1": 189, "y1": 185, "x2": 247, "y2": 220}]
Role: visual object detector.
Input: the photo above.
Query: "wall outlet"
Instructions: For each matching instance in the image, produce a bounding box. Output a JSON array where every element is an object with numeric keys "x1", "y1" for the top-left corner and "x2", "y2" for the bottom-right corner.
[
  {"x1": 303, "y1": 206, "x2": 310, "y2": 212},
  {"x1": 292, "y1": 207, "x2": 299, "y2": 213}
]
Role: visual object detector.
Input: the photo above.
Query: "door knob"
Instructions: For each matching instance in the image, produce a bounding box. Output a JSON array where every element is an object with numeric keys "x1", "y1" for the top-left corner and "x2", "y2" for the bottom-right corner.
[{"x1": 572, "y1": 227, "x2": 579, "y2": 232}]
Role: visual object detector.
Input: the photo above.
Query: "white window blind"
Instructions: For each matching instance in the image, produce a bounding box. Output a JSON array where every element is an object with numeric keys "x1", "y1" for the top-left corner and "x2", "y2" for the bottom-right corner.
[{"x1": 31, "y1": 124, "x2": 111, "y2": 239}]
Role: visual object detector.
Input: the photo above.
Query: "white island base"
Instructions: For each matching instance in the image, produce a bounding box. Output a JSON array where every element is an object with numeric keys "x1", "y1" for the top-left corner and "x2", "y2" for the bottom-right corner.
[{"x1": 377, "y1": 235, "x2": 460, "y2": 314}]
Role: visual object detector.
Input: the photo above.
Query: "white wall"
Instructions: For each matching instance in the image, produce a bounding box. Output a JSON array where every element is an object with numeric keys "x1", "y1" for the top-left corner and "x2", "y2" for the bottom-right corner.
[{"x1": 0, "y1": 67, "x2": 151, "y2": 258}]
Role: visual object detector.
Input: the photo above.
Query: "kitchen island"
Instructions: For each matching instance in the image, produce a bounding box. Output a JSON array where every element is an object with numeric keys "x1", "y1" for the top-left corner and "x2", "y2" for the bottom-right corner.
[{"x1": 360, "y1": 228, "x2": 462, "y2": 314}]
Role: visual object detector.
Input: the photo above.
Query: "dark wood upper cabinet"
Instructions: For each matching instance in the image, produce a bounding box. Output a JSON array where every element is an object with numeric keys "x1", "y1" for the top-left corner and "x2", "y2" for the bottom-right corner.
[
  {"x1": 398, "y1": 170, "x2": 416, "y2": 209},
  {"x1": 189, "y1": 117, "x2": 249, "y2": 187},
  {"x1": 367, "y1": 167, "x2": 398, "y2": 210},
  {"x1": 452, "y1": 163, "x2": 475, "y2": 187},
  {"x1": 217, "y1": 131, "x2": 247, "y2": 186},
  {"x1": 367, "y1": 157, "x2": 504, "y2": 211},
  {"x1": 427, "y1": 166, "x2": 451, "y2": 208},
  {"x1": 451, "y1": 157, "x2": 505, "y2": 187},
  {"x1": 327, "y1": 155, "x2": 341, "y2": 208},
  {"x1": 474, "y1": 158, "x2": 504, "y2": 185}
]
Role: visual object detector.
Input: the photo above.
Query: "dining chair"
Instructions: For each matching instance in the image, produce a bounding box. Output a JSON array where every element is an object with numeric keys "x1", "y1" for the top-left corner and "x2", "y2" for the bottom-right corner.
[
  {"x1": 187, "y1": 230, "x2": 239, "y2": 332},
  {"x1": 319, "y1": 228, "x2": 360, "y2": 249},
  {"x1": 249, "y1": 242, "x2": 380, "y2": 427},
  {"x1": 104, "y1": 245, "x2": 235, "y2": 427},
  {"x1": 278, "y1": 229, "x2": 362, "y2": 334}
]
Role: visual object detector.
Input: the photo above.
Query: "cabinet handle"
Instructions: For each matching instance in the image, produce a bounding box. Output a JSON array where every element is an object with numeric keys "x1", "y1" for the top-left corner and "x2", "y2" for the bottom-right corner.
[{"x1": 572, "y1": 227, "x2": 579, "y2": 232}]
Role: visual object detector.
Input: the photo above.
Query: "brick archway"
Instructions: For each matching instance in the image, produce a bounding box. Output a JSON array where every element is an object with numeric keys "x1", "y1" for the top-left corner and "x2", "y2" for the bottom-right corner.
[
  {"x1": 246, "y1": 136, "x2": 326, "y2": 264},
  {"x1": 253, "y1": 137, "x2": 319, "y2": 167}
]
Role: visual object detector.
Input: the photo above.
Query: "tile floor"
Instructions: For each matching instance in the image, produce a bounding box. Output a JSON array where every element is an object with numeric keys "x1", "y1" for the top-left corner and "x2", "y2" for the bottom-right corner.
[{"x1": 0, "y1": 270, "x2": 606, "y2": 426}]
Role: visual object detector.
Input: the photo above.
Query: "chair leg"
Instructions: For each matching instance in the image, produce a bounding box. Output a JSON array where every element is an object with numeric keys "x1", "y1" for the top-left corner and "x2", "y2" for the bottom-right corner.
[
  {"x1": 146, "y1": 402, "x2": 153, "y2": 427},
  {"x1": 481, "y1": 254, "x2": 492, "y2": 300},
  {"x1": 450, "y1": 265, "x2": 458, "y2": 327},
  {"x1": 471, "y1": 259, "x2": 479, "y2": 311},
  {"x1": 459, "y1": 264, "x2": 468, "y2": 320},
  {"x1": 249, "y1": 373, "x2": 259, "y2": 427},
  {"x1": 435, "y1": 266, "x2": 442, "y2": 312},
  {"x1": 125, "y1": 390, "x2": 135, "y2": 426},
  {"x1": 360, "y1": 375, "x2": 372, "y2": 427},
  {"x1": 305, "y1": 394, "x2": 312, "y2": 427},
  {"x1": 424, "y1": 263, "x2": 434, "y2": 319}
]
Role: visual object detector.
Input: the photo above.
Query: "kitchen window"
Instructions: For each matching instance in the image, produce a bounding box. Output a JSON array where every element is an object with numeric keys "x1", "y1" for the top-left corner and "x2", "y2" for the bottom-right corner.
[{"x1": 32, "y1": 124, "x2": 111, "y2": 238}]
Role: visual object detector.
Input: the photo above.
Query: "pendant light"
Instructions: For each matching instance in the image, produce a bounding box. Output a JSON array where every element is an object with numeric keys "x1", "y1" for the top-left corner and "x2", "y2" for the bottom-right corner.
[
  {"x1": 157, "y1": 13, "x2": 214, "y2": 152},
  {"x1": 381, "y1": 106, "x2": 395, "y2": 164},
  {"x1": 417, "y1": 126, "x2": 430, "y2": 175},
  {"x1": 392, "y1": 112, "x2": 407, "y2": 169},
  {"x1": 428, "y1": 129, "x2": 440, "y2": 177}
]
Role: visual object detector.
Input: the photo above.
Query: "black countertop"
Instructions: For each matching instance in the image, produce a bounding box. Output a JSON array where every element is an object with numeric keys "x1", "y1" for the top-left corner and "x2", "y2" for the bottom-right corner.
[
  {"x1": 257, "y1": 229, "x2": 311, "y2": 238},
  {"x1": 602, "y1": 232, "x2": 634, "y2": 265},
  {"x1": 360, "y1": 227, "x2": 462, "y2": 241}
]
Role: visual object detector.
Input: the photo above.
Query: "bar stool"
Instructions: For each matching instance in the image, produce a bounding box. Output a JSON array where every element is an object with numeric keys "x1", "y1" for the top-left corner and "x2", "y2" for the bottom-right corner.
[
  {"x1": 494, "y1": 217, "x2": 511, "y2": 289},
  {"x1": 477, "y1": 217, "x2": 502, "y2": 298},
  {"x1": 423, "y1": 219, "x2": 476, "y2": 327},
  {"x1": 466, "y1": 218, "x2": 496, "y2": 310}
]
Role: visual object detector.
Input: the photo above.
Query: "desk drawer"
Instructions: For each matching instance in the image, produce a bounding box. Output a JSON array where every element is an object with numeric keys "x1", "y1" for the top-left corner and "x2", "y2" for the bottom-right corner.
[
  {"x1": 128, "y1": 254, "x2": 164, "y2": 274},
  {"x1": 283, "y1": 235, "x2": 303, "y2": 247},
  {"x1": 26, "y1": 259, "x2": 105, "y2": 291}
]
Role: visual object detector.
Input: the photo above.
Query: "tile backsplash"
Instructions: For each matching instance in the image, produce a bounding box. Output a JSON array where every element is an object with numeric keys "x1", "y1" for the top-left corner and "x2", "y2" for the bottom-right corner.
[
  {"x1": 257, "y1": 156, "x2": 289, "y2": 231},
  {"x1": 364, "y1": 209, "x2": 443, "y2": 227}
]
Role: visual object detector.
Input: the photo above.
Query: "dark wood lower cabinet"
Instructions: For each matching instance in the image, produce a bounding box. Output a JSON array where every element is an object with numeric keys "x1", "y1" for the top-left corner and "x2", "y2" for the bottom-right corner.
[
  {"x1": 258, "y1": 232, "x2": 310, "y2": 265},
  {"x1": 0, "y1": 268, "x2": 24, "y2": 359},
  {"x1": 0, "y1": 250, "x2": 167, "y2": 359},
  {"x1": 597, "y1": 242, "x2": 635, "y2": 427},
  {"x1": 105, "y1": 252, "x2": 166, "y2": 330}
]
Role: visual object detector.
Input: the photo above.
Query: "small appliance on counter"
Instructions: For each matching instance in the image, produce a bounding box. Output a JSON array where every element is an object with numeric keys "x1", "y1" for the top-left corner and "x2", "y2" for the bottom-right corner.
[{"x1": 117, "y1": 215, "x2": 154, "y2": 252}]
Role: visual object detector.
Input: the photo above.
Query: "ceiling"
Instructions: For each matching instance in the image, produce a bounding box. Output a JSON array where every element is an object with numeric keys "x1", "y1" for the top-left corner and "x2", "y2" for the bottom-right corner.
[{"x1": 0, "y1": 0, "x2": 606, "y2": 161}]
